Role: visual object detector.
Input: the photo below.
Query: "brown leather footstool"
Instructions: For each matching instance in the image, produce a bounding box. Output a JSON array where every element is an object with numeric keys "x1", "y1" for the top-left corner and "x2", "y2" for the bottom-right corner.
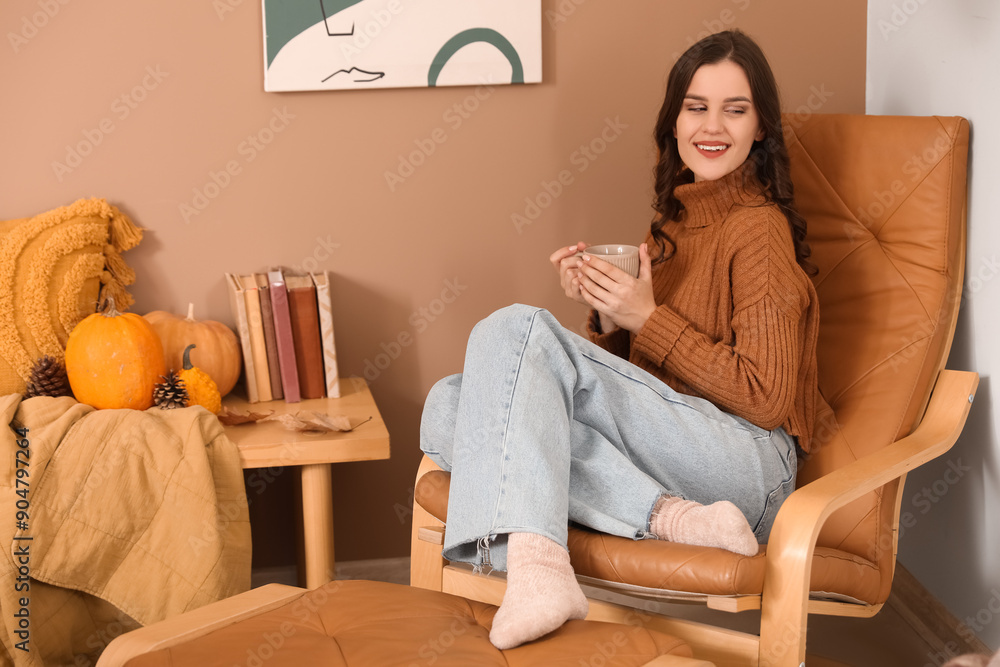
[{"x1": 99, "y1": 580, "x2": 709, "y2": 666}]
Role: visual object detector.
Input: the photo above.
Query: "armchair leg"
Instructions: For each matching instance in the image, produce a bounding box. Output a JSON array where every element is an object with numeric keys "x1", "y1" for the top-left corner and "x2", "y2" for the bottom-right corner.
[
  {"x1": 410, "y1": 456, "x2": 446, "y2": 591},
  {"x1": 759, "y1": 609, "x2": 807, "y2": 667},
  {"x1": 758, "y1": 493, "x2": 812, "y2": 666}
]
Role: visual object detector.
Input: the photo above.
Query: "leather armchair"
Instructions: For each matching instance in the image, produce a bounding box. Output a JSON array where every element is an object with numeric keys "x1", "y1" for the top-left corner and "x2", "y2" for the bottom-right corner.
[{"x1": 410, "y1": 113, "x2": 978, "y2": 666}]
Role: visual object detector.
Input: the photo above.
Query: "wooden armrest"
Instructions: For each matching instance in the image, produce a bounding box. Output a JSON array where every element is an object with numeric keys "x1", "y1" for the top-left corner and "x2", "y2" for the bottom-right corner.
[
  {"x1": 415, "y1": 453, "x2": 444, "y2": 483},
  {"x1": 768, "y1": 368, "x2": 978, "y2": 557},
  {"x1": 97, "y1": 584, "x2": 307, "y2": 667},
  {"x1": 759, "y1": 368, "x2": 978, "y2": 665}
]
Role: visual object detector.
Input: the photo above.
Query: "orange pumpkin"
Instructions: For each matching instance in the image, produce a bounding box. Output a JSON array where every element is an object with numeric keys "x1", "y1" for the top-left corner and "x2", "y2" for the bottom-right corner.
[
  {"x1": 65, "y1": 296, "x2": 167, "y2": 410},
  {"x1": 178, "y1": 344, "x2": 222, "y2": 414},
  {"x1": 143, "y1": 303, "x2": 242, "y2": 397}
]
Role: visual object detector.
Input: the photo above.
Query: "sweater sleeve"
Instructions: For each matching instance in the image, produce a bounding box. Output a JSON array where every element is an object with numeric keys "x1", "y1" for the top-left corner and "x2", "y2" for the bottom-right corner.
[
  {"x1": 586, "y1": 308, "x2": 631, "y2": 359},
  {"x1": 631, "y1": 213, "x2": 808, "y2": 429}
]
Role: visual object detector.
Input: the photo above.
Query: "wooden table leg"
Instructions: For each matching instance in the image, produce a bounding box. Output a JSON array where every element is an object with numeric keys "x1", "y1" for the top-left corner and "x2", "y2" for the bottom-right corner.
[{"x1": 299, "y1": 463, "x2": 335, "y2": 588}]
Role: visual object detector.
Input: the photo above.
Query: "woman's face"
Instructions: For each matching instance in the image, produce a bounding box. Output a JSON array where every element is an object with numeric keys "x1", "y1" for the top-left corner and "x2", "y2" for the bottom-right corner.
[{"x1": 673, "y1": 60, "x2": 765, "y2": 182}]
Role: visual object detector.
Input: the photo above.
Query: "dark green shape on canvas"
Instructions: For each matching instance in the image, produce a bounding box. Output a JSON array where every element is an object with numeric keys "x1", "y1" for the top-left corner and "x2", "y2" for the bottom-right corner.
[
  {"x1": 428, "y1": 28, "x2": 524, "y2": 87},
  {"x1": 265, "y1": 0, "x2": 364, "y2": 68}
]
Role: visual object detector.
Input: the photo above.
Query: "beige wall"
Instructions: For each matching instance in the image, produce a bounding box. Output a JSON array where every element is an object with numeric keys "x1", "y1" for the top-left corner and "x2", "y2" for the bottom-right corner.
[{"x1": 1, "y1": 0, "x2": 866, "y2": 565}]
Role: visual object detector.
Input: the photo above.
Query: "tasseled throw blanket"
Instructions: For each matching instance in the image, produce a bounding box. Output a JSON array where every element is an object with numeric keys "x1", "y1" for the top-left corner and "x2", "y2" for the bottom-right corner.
[{"x1": 0, "y1": 395, "x2": 251, "y2": 666}]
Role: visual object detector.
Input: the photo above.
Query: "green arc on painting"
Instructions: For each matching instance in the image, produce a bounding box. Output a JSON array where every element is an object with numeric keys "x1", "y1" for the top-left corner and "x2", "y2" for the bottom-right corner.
[
  {"x1": 266, "y1": 0, "x2": 363, "y2": 68},
  {"x1": 428, "y1": 28, "x2": 524, "y2": 86}
]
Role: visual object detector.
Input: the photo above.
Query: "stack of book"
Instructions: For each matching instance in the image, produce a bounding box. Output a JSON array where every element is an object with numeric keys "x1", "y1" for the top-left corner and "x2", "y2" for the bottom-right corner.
[{"x1": 225, "y1": 269, "x2": 341, "y2": 403}]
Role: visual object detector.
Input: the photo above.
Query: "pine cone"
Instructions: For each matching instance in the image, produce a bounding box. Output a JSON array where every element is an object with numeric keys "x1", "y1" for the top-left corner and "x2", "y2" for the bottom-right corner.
[
  {"x1": 153, "y1": 371, "x2": 189, "y2": 409},
  {"x1": 24, "y1": 355, "x2": 72, "y2": 398}
]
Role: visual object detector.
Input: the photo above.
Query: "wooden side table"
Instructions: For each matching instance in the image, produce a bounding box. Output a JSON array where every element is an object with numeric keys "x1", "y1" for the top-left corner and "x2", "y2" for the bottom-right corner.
[{"x1": 221, "y1": 377, "x2": 390, "y2": 589}]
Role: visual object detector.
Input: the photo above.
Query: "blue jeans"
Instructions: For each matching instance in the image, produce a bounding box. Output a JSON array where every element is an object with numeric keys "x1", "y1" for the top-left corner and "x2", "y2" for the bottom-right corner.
[{"x1": 419, "y1": 305, "x2": 797, "y2": 571}]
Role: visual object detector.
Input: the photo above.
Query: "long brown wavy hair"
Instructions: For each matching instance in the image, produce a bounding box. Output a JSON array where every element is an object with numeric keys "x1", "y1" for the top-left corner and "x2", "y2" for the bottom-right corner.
[{"x1": 650, "y1": 30, "x2": 816, "y2": 275}]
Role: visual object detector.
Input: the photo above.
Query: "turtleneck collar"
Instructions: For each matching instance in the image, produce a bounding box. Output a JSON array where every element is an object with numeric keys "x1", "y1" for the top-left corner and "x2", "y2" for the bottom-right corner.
[{"x1": 674, "y1": 160, "x2": 767, "y2": 228}]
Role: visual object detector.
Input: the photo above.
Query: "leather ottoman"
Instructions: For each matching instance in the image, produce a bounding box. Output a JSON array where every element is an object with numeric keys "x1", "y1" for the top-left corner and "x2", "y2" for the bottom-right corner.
[{"x1": 99, "y1": 580, "x2": 708, "y2": 666}]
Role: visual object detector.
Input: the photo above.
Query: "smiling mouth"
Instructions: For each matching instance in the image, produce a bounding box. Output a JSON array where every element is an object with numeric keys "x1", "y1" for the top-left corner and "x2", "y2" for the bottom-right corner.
[{"x1": 695, "y1": 143, "x2": 730, "y2": 158}]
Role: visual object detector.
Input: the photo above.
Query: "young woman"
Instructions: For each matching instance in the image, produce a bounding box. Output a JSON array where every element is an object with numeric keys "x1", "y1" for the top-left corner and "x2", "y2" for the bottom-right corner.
[{"x1": 419, "y1": 29, "x2": 820, "y2": 650}]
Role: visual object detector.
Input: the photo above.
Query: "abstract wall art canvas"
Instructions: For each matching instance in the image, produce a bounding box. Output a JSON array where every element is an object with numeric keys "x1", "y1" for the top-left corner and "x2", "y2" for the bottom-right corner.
[{"x1": 262, "y1": 0, "x2": 542, "y2": 92}]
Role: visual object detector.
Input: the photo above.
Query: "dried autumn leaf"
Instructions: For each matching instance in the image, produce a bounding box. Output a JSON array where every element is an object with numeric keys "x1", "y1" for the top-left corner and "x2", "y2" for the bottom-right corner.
[
  {"x1": 261, "y1": 411, "x2": 371, "y2": 433},
  {"x1": 217, "y1": 407, "x2": 275, "y2": 426}
]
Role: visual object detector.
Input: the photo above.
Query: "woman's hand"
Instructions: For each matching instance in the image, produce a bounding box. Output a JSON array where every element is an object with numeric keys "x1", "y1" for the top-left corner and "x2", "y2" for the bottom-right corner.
[
  {"x1": 550, "y1": 241, "x2": 590, "y2": 305},
  {"x1": 577, "y1": 243, "x2": 656, "y2": 334}
]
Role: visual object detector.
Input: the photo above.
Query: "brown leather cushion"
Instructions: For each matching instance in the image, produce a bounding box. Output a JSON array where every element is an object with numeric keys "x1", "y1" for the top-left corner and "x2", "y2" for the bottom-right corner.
[
  {"x1": 785, "y1": 114, "x2": 969, "y2": 604},
  {"x1": 120, "y1": 580, "x2": 693, "y2": 666},
  {"x1": 417, "y1": 470, "x2": 881, "y2": 604}
]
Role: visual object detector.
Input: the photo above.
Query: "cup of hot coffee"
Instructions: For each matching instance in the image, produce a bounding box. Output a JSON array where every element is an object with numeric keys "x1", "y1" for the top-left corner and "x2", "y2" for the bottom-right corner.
[{"x1": 577, "y1": 244, "x2": 640, "y2": 278}]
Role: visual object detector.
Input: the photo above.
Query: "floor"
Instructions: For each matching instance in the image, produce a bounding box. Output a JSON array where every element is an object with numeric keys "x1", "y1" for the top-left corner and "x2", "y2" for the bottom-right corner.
[{"x1": 252, "y1": 557, "x2": 961, "y2": 666}]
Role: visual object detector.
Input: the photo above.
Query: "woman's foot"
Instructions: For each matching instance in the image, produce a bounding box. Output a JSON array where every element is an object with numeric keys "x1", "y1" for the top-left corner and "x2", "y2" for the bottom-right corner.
[
  {"x1": 488, "y1": 532, "x2": 589, "y2": 650},
  {"x1": 650, "y1": 495, "x2": 759, "y2": 556}
]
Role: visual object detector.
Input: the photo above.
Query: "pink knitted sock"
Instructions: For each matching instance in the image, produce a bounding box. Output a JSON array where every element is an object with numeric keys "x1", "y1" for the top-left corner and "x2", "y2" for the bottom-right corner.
[
  {"x1": 650, "y1": 495, "x2": 759, "y2": 556},
  {"x1": 488, "y1": 532, "x2": 589, "y2": 650}
]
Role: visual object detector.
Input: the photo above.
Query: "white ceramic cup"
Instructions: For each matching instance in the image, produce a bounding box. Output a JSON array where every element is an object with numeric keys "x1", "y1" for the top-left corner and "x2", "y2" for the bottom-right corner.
[{"x1": 577, "y1": 244, "x2": 640, "y2": 278}]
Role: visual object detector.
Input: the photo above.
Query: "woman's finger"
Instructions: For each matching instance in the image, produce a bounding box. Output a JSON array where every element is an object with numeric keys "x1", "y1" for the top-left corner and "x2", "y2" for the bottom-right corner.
[
  {"x1": 577, "y1": 266, "x2": 621, "y2": 307},
  {"x1": 578, "y1": 254, "x2": 626, "y2": 293},
  {"x1": 549, "y1": 242, "x2": 588, "y2": 269},
  {"x1": 637, "y1": 243, "x2": 653, "y2": 283}
]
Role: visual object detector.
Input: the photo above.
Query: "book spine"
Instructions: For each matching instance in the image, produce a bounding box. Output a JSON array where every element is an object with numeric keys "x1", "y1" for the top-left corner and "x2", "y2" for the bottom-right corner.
[
  {"x1": 225, "y1": 273, "x2": 259, "y2": 403},
  {"x1": 242, "y1": 278, "x2": 273, "y2": 402},
  {"x1": 268, "y1": 272, "x2": 301, "y2": 403},
  {"x1": 287, "y1": 282, "x2": 326, "y2": 400},
  {"x1": 311, "y1": 272, "x2": 341, "y2": 398},
  {"x1": 256, "y1": 277, "x2": 284, "y2": 400}
]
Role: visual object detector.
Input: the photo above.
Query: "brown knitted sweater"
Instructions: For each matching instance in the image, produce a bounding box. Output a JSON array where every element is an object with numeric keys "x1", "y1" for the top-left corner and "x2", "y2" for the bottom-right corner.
[{"x1": 589, "y1": 162, "x2": 820, "y2": 452}]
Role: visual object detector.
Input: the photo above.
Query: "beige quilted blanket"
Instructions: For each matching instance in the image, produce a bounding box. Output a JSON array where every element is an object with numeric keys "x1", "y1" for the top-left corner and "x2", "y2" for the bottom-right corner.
[{"x1": 0, "y1": 394, "x2": 251, "y2": 666}]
